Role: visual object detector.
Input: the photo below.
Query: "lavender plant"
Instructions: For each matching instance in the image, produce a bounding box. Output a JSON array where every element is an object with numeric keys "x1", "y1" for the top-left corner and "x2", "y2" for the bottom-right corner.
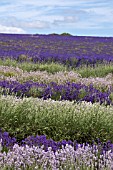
[
  {"x1": 0, "y1": 138, "x2": 112, "y2": 170},
  {"x1": 0, "y1": 95, "x2": 113, "y2": 143},
  {"x1": 1, "y1": 66, "x2": 113, "y2": 93},
  {"x1": 0, "y1": 80, "x2": 111, "y2": 105}
]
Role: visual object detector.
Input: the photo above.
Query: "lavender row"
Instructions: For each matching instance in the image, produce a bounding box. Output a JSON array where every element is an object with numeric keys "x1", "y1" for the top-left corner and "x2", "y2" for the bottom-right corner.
[
  {"x1": 0, "y1": 33, "x2": 113, "y2": 67},
  {"x1": 0, "y1": 129, "x2": 112, "y2": 153},
  {"x1": 0, "y1": 129, "x2": 113, "y2": 153},
  {"x1": 1, "y1": 65, "x2": 112, "y2": 91},
  {"x1": 0, "y1": 130, "x2": 113, "y2": 169},
  {"x1": 1, "y1": 95, "x2": 113, "y2": 143},
  {"x1": 1, "y1": 143, "x2": 113, "y2": 169},
  {"x1": 0, "y1": 80, "x2": 111, "y2": 104}
]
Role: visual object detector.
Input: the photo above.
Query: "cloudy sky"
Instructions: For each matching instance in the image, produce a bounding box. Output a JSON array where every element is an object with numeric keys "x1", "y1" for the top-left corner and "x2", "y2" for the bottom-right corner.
[{"x1": 0, "y1": 0, "x2": 113, "y2": 36}]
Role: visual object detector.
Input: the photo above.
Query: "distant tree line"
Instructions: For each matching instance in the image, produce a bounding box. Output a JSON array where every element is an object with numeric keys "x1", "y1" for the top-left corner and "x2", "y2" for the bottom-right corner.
[
  {"x1": 34, "y1": 33, "x2": 73, "y2": 36},
  {"x1": 49, "y1": 33, "x2": 72, "y2": 36}
]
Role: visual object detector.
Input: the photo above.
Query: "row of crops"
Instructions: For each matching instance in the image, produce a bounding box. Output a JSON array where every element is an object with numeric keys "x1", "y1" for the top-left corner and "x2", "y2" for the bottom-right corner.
[{"x1": 0, "y1": 33, "x2": 113, "y2": 169}]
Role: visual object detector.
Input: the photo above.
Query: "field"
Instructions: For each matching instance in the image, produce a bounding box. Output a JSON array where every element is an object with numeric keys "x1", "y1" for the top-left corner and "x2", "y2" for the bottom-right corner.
[{"x1": 0, "y1": 33, "x2": 113, "y2": 169}]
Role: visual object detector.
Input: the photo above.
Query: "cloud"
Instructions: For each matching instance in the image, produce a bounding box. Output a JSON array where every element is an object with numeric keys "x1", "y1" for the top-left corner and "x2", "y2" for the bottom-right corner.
[
  {"x1": 0, "y1": 24, "x2": 26, "y2": 34},
  {"x1": 23, "y1": 20, "x2": 50, "y2": 29},
  {"x1": 0, "y1": 16, "x2": 50, "y2": 30},
  {"x1": 0, "y1": 0, "x2": 113, "y2": 35},
  {"x1": 53, "y1": 16, "x2": 78, "y2": 26}
]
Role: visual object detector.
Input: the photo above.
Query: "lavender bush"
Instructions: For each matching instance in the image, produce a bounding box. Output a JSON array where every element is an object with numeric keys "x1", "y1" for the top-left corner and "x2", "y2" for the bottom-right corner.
[
  {"x1": 0, "y1": 80, "x2": 111, "y2": 105},
  {"x1": 1, "y1": 65, "x2": 112, "y2": 91},
  {"x1": 0, "y1": 134, "x2": 113, "y2": 169},
  {"x1": 1, "y1": 95, "x2": 113, "y2": 143}
]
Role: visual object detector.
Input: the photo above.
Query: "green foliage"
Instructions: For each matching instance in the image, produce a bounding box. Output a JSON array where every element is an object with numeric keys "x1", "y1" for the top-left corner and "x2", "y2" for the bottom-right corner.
[
  {"x1": 77, "y1": 64, "x2": 113, "y2": 78},
  {"x1": 18, "y1": 54, "x2": 28, "y2": 62},
  {"x1": 0, "y1": 58, "x2": 17, "y2": 67},
  {"x1": 0, "y1": 59, "x2": 68, "y2": 73},
  {"x1": 28, "y1": 86, "x2": 44, "y2": 97},
  {"x1": 78, "y1": 89, "x2": 87, "y2": 99},
  {"x1": 109, "y1": 92, "x2": 113, "y2": 102},
  {"x1": 1, "y1": 59, "x2": 113, "y2": 78},
  {"x1": 38, "y1": 62, "x2": 67, "y2": 73},
  {"x1": 60, "y1": 33, "x2": 72, "y2": 36},
  {"x1": 0, "y1": 71, "x2": 16, "y2": 77},
  {"x1": 49, "y1": 33, "x2": 59, "y2": 35}
]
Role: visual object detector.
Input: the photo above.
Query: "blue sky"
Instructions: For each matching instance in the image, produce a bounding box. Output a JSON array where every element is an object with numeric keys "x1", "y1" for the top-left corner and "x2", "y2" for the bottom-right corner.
[{"x1": 0, "y1": 0, "x2": 113, "y2": 36}]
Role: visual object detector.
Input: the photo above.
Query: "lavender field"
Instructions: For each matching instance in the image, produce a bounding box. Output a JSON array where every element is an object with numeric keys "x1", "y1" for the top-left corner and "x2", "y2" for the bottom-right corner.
[{"x1": 1, "y1": 33, "x2": 113, "y2": 169}]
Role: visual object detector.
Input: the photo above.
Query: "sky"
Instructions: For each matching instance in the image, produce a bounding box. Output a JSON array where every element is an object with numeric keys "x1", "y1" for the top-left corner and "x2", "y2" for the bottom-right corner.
[{"x1": 0, "y1": 0, "x2": 113, "y2": 37}]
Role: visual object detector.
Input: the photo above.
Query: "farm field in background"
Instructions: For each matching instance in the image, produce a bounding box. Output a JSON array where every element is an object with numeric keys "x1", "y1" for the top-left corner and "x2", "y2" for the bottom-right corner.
[{"x1": 1, "y1": 33, "x2": 113, "y2": 169}]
